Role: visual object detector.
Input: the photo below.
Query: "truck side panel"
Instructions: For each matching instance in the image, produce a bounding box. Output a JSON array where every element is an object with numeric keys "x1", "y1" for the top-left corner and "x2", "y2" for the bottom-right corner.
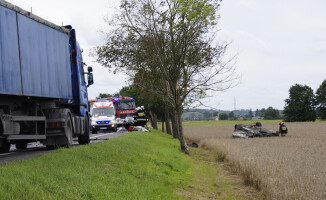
[
  {"x1": 0, "y1": 5, "x2": 22, "y2": 95},
  {"x1": 17, "y1": 14, "x2": 72, "y2": 99}
]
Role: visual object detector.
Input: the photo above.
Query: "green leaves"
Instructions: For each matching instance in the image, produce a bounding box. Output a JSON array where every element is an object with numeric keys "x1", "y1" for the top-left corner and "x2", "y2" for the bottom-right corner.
[
  {"x1": 283, "y1": 84, "x2": 316, "y2": 122},
  {"x1": 264, "y1": 107, "x2": 280, "y2": 120},
  {"x1": 315, "y1": 80, "x2": 326, "y2": 119}
]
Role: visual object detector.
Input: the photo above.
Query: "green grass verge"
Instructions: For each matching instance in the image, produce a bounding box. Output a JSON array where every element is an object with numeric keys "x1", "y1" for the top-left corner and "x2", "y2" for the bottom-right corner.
[
  {"x1": 0, "y1": 130, "x2": 192, "y2": 200},
  {"x1": 0, "y1": 130, "x2": 256, "y2": 200},
  {"x1": 182, "y1": 120, "x2": 280, "y2": 127},
  {"x1": 180, "y1": 148, "x2": 252, "y2": 200}
]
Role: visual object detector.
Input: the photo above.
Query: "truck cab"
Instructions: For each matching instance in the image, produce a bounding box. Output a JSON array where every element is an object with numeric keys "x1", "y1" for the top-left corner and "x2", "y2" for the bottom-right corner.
[{"x1": 90, "y1": 100, "x2": 117, "y2": 133}]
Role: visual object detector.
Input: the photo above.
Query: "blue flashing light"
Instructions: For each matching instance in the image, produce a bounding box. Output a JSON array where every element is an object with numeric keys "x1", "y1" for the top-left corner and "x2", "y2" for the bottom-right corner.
[
  {"x1": 97, "y1": 121, "x2": 110, "y2": 124},
  {"x1": 113, "y1": 98, "x2": 119, "y2": 101},
  {"x1": 130, "y1": 97, "x2": 133, "y2": 100}
]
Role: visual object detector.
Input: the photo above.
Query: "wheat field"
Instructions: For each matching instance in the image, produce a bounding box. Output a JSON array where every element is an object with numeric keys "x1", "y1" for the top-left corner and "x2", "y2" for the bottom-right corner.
[{"x1": 184, "y1": 121, "x2": 326, "y2": 200}]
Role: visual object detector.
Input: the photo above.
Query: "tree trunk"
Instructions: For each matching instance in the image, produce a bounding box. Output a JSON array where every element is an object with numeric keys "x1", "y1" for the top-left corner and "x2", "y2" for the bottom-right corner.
[
  {"x1": 176, "y1": 108, "x2": 189, "y2": 154},
  {"x1": 165, "y1": 105, "x2": 172, "y2": 135},
  {"x1": 161, "y1": 117, "x2": 165, "y2": 133},
  {"x1": 149, "y1": 110, "x2": 158, "y2": 130},
  {"x1": 170, "y1": 109, "x2": 179, "y2": 139}
]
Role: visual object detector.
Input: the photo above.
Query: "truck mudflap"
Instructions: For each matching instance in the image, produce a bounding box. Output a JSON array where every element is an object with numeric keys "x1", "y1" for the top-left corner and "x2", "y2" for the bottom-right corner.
[{"x1": 0, "y1": 137, "x2": 10, "y2": 153}]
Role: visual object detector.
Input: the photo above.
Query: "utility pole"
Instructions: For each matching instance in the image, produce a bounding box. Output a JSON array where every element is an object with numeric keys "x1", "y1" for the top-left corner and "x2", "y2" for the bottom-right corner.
[{"x1": 234, "y1": 97, "x2": 236, "y2": 111}]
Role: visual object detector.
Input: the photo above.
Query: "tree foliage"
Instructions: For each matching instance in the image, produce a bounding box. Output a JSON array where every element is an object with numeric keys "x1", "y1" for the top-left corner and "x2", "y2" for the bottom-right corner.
[
  {"x1": 95, "y1": 0, "x2": 238, "y2": 154},
  {"x1": 315, "y1": 80, "x2": 326, "y2": 120},
  {"x1": 283, "y1": 84, "x2": 316, "y2": 122},
  {"x1": 96, "y1": 93, "x2": 113, "y2": 99},
  {"x1": 228, "y1": 111, "x2": 234, "y2": 118},
  {"x1": 255, "y1": 108, "x2": 266, "y2": 117},
  {"x1": 219, "y1": 113, "x2": 228, "y2": 120},
  {"x1": 264, "y1": 106, "x2": 280, "y2": 120}
]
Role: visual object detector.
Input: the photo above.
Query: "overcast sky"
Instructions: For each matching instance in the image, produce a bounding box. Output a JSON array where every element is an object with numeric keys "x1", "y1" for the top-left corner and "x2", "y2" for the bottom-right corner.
[{"x1": 6, "y1": 0, "x2": 326, "y2": 111}]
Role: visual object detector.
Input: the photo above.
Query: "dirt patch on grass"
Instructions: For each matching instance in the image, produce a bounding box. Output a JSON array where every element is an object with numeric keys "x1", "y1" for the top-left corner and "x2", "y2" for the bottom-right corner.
[{"x1": 178, "y1": 147, "x2": 263, "y2": 200}]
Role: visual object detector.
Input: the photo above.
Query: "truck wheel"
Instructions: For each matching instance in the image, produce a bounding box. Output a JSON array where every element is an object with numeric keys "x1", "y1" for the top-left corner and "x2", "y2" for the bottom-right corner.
[
  {"x1": 15, "y1": 142, "x2": 27, "y2": 150},
  {"x1": 0, "y1": 139, "x2": 10, "y2": 153},
  {"x1": 78, "y1": 114, "x2": 90, "y2": 145},
  {"x1": 64, "y1": 113, "x2": 73, "y2": 148}
]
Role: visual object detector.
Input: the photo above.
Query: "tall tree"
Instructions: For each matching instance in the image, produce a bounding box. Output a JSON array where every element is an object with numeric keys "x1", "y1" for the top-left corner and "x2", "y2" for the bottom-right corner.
[
  {"x1": 219, "y1": 113, "x2": 228, "y2": 120},
  {"x1": 255, "y1": 108, "x2": 266, "y2": 117},
  {"x1": 228, "y1": 111, "x2": 235, "y2": 119},
  {"x1": 315, "y1": 80, "x2": 326, "y2": 120},
  {"x1": 283, "y1": 84, "x2": 316, "y2": 122},
  {"x1": 264, "y1": 106, "x2": 280, "y2": 120},
  {"x1": 95, "y1": 0, "x2": 238, "y2": 154},
  {"x1": 248, "y1": 109, "x2": 253, "y2": 119}
]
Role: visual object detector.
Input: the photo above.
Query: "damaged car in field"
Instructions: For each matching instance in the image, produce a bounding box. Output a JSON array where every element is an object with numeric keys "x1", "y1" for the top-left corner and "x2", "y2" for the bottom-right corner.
[{"x1": 232, "y1": 122, "x2": 279, "y2": 138}]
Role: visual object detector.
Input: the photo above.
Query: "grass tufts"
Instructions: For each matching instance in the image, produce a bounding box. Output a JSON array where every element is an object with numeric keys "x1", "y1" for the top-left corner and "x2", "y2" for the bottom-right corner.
[
  {"x1": 184, "y1": 121, "x2": 326, "y2": 200},
  {"x1": 0, "y1": 130, "x2": 192, "y2": 200}
]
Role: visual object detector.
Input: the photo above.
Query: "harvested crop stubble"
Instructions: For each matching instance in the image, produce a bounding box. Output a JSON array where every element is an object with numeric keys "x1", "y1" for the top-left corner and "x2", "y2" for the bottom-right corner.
[{"x1": 184, "y1": 122, "x2": 326, "y2": 200}]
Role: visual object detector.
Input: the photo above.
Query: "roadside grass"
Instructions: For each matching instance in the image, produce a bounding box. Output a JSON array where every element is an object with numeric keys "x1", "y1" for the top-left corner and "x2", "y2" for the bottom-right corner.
[
  {"x1": 180, "y1": 147, "x2": 262, "y2": 200},
  {"x1": 0, "y1": 129, "x2": 260, "y2": 200},
  {"x1": 182, "y1": 119, "x2": 279, "y2": 127},
  {"x1": 0, "y1": 130, "x2": 192, "y2": 200}
]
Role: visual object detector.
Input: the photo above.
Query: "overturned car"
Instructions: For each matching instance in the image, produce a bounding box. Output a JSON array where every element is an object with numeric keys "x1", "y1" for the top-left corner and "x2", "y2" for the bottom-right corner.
[{"x1": 232, "y1": 122, "x2": 279, "y2": 138}]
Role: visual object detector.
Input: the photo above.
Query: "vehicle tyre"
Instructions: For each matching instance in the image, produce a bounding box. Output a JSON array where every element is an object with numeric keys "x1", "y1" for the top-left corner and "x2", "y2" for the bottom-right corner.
[
  {"x1": 78, "y1": 114, "x2": 90, "y2": 145},
  {"x1": 0, "y1": 139, "x2": 10, "y2": 153},
  {"x1": 92, "y1": 129, "x2": 97, "y2": 134},
  {"x1": 113, "y1": 126, "x2": 117, "y2": 132},
  {"x1": 64, "y1": 112, "x2": 73, "y2": 148},
  {"x1": 15, "y1": 142, "x2": 27, "y2": 150}
]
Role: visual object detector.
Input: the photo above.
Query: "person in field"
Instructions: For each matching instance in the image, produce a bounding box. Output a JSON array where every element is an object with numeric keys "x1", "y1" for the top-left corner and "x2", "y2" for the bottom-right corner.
[{"x1": 279, "y1": 122, "x2": 288, "y2": 136}]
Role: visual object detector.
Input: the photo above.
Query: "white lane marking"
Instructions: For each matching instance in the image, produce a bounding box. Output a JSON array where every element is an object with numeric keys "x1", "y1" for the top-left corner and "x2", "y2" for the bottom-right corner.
[
  {"x1": 90, "y1": 132, "x2": 113, "y2": 139},
  {"x1": 0, "y1": 152, "x2": 16, "y2": 156}
]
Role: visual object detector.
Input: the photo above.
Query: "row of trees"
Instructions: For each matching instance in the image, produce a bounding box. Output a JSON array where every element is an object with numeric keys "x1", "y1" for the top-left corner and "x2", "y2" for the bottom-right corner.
[
  {"x1": 283, "y1": 81, "x2": 326, "y2": 122},
  {"x1": 95, "y1": 0, "x2": 237, "y2": 154},
  {"x1": 218, "y1": 106, "x2": 280, "y2": 120}
]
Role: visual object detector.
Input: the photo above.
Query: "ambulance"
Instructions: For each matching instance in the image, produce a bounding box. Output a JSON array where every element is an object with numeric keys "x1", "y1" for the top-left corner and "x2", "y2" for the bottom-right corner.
[{"x1": 90, "y1": 100, "x2": 117, "y2": 133}]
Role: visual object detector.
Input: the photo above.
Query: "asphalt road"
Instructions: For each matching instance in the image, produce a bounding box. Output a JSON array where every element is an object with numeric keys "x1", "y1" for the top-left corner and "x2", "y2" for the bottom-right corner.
[{"x1": 0, "y1": 127, "x2": 129, "y2": 165}]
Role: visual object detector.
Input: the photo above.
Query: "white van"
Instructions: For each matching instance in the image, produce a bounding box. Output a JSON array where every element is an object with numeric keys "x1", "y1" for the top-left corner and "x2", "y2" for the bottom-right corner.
[{"x1": 90, "y1": 100, "x2": 117, "y2": 133}]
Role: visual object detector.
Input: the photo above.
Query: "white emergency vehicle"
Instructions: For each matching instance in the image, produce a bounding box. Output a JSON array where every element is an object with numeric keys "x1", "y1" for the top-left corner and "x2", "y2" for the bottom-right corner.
[{"x1": 90, "y1": 100, "x2": 117, "y2": 133}]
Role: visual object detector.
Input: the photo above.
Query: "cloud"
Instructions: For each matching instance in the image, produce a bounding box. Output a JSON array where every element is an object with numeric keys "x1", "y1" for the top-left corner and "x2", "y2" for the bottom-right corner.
[
  {"x1": 5, "y1": 0, "x2": 326, "y2": 110},
  {"x1": 235, "y1": 0, "x2": 259, "y2": 10}
]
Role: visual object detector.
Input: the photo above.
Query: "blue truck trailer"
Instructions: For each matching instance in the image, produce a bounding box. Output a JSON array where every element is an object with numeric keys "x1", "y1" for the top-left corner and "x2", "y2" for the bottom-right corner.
[{"x1": 0, "y1": 0, "x2": 94, "y2": 152}]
